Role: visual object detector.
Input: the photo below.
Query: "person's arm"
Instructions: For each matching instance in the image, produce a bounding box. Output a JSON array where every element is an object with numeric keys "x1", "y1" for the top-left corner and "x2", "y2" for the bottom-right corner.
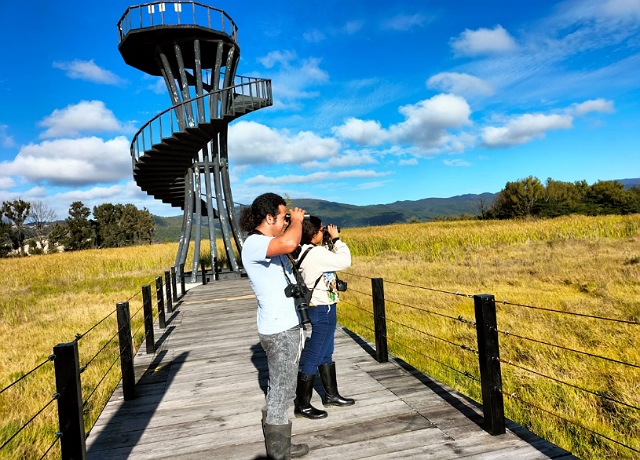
[
  {"x1": 266, "y1": 207, "x2": 305, "y2": 257},
  {"x1": 304, "y1": 241, "x2": 351, "y2": 273}
]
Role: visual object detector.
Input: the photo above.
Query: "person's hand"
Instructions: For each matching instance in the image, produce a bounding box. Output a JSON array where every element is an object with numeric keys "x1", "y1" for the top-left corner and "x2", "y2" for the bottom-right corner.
[
  {"x1": 327, "y1": 224, "x2": 339, "y2": 239},
  {"x1": 288, "y1": 207, "x2": 306, "y2": 224}
]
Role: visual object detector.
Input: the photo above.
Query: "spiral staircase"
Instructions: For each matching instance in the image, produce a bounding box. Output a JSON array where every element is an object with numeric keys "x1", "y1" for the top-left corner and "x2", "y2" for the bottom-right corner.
[{"x1": 117, "y1": 2, "x2": 272, "y2": 280}]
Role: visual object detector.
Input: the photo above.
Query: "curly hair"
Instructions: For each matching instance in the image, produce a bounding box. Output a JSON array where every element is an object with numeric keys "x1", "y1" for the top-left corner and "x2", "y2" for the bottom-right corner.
[
  {"x1": 239, "y1": 193, "x2": 286, "y2": 232},
  {"x1": 300, "y1": 215, "x2": 322, "y2": 245}
]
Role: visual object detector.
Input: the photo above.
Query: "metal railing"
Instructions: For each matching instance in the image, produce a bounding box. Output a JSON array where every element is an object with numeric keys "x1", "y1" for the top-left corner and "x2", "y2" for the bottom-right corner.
[
  {"x1": 117, "y1": 1, "x2": 238, "y2": 44},
  {"x1": 130, "y1": 76, "x2": 272, "y2": 163}
]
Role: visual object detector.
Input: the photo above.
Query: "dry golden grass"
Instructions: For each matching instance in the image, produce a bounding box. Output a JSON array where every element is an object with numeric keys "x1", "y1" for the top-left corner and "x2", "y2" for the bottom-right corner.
[
  {"x1": 1, "y1": 216, "x2": 638, "y2": 458},
  {"x1": 338, "y1": 214, "x2": 640, "y2": 460},
  {"x1": 0, "y1": 242, "x2": 200, "y2": 459}
]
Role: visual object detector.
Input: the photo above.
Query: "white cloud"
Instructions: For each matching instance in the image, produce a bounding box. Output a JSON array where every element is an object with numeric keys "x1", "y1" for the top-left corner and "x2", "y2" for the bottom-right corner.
[
  {"x1": 354, "y1": 181, "x2": 390, "y2": 191},
  {"x1": 303, "y1": 29, "x2": 326, "y2": 43},
  {"x1": 482, "y1": 113, "x2": 573, "y2": 148},
  {"x1": 229, "y1": 121, "x2": 340, "y2": 165},
  {"x1": 398, "y1": 158, "x2": 418, "y2": 166},
  {"x1": 0, "y1": 124, "x2": 15, "y2": 148},
  {"x1": 427, "y1": 72, "x2": 494, "y2": 97},
  {"x1": 443, "y1": 158, "x2": 471, "y2": 167},
  {"x1": 389, "y1": 94, "x2": 472, "y2": 149},
  {"x1": 331, "y1": 94, "x2": 472, "y2": 153},
  {"x1": 52, "y1": 59, "x2": 126, "y2": 85},
  {"x1": 3, "y1": 136, "x2": 131, "y2": 185},
  {"x1": 382, "y1": 13, "x2": 427, "y2": 31},
  {"x1": 343, "y1": 20, "x2": 364, "y2": 34},
  {"x1": 246, "y1": 169, "x2": 387, "y2": 185},
  {"x1": 450, "y1": 25, "x2": 517, "y2": 56},
  {"x1": 302, "y1": 151, "x2": 377, "y2": 169},
  {"x1": 570, "y1": 98, "x2": 615, "y2": 116},
  {"x1": 602, "y1": 0, "x2": 640, "y2": 18},
  {"x1": 259, "y1": 53, "x2": 330, "y2": 109},
  {"x1": 38, "y1": 100, "x2": 126, "y2": 138},
  {"x1": 332, "y1": 118, "x2": 387, "y2": 146},
  {"x1": 259, "y1": 50, "x2": 297, "y2": 68},
  {"x1": 0, "y1": 176, "x2": 15, "y2": 189}
]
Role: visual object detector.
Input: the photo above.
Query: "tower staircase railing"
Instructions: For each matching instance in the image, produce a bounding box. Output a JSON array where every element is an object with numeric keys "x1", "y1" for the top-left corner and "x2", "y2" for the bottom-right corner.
[
  {"x1": 130, "y1": 76, "x2": 272, "y2": 164},
  {"x1": 117, "y1": 1, "x2": 238, "y2": 43}
]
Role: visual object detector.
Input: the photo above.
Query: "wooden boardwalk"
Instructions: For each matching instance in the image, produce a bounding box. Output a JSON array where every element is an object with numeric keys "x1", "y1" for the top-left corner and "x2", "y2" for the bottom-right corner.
[{"x1": 86, "y1": 279, "x2": 577, "y2": 459}]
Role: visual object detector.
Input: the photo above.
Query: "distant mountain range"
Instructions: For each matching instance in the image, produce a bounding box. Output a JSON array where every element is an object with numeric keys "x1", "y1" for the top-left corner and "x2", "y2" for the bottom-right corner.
[
  {"x1": 153, "y1": 178, "x2": 639, "y2": 242},
  {"x1": 153, "y1": 192, "x2": 495, "y2": 241}
]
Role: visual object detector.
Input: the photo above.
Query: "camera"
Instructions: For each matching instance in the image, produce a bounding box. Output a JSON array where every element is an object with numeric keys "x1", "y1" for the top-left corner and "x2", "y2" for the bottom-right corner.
[
  {"x1": 284, "y1": 284, "x2": 311, "y2": 324},
  {"x1": 336, "y1": 278, "x2": 348, "y2": 292},
  {"x1": 322, "y1": 226, "x2": 340, "y2": 247}
]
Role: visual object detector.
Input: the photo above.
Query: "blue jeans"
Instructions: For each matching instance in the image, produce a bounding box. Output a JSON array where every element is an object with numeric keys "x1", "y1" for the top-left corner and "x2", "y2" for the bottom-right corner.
[
  {"x1": 259, "y1": 326, "x2": 301, "y2": 425},
  {"x1": 300, "y1": 304, "x2": 336, "y2": 375}
]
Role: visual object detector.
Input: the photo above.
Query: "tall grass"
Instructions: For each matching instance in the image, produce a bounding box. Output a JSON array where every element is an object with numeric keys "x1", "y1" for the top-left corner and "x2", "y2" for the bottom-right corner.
[
  {"x1": 0, "y1": 242, "x2": 206, "y2": 459},
  {"x1": 338, "y1": 214, "x2": 640, "y2": 459},
  {"x1": 1, "y1": 215, "x2": 638, "y2": 458}
]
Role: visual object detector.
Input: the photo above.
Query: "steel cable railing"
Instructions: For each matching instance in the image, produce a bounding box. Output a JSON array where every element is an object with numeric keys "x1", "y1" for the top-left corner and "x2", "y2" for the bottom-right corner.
[
  {"x1": 2, "y1": 268, "x2": 177, "y2": 459},
  {"x1": 39, "y1": 431, "x2": 62, "y2": 460},
  {"x1": 498, "y1": 298, "x2": 639, "y2": 325},
  {"x1": 0, "y1": 391, "x2": 60, "y2": 451},
  {"x1": 337, "y1": 271, "x2": 639, "y2": 457},
  {"x1": 495, "y1": 328, "x2": 639, "y2": 368},
  {"x1": 83, "y1": 353, "x2": 121, "y2": 414},
  {"x1": 0, "y1": 355, "x2": 55, "y2": 396},
  {"x1": 385, "y1": 333, "x2": 481, "y2": 383},
  {"x1": 499, "y1": 388, "x2": 639, "y2": 455},
  {"x1": 498, "y1": 358, "x2": 639, "y2": 411}
]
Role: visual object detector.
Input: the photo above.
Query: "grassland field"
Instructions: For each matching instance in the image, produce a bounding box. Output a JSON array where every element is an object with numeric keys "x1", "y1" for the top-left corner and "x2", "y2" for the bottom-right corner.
[{"x1": 1, "y1": 214, "x2": 639, "y2": 459}]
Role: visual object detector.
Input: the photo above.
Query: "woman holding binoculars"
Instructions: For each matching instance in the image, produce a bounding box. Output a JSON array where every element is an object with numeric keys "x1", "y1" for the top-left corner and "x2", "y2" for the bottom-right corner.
[{"x1": 293, "y1": 215, "x2": 356, "y2": 420}]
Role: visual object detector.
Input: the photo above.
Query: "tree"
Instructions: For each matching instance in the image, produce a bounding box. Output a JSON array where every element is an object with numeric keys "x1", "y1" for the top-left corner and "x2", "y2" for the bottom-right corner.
[
  {"x1": 537, "y1": 178, "x2": 589, "y2": 217},
  {"x1": 93, "y1": 203, "x2": 155, "y2": 248},
  {"x1": 1, "y1": 199, "x2": 31, "y2": 255},
  {"x1": 47, "y1": 222, "x2": 68, "y2": 250},
  {"x1": 585, "y1": 180, "x2": 637, "y2": 215},
  {"x1": 27, "y1": 201, "x2": 57, "y2": 252},
  {"x1": 65, "y1": 201, "x2": 94, "y2": 250},
  {"x1": 93, "y1": 203, "x2": 122, "y2": 248},
  {"x1": 489, "y1": 176, "x2": 545, "y2": 219},
  {"x1": 0, "y1": 220, "x2": 12, "y2": 256}
]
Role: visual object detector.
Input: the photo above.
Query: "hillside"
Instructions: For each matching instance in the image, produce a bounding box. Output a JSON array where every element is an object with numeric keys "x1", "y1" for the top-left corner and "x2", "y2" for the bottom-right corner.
[
  {"x1": 152, "y1": 177, "x2": 640, "y2": 242},
  {"x1": 153, "y1": 192, "x2": 495, "y2": 241}
]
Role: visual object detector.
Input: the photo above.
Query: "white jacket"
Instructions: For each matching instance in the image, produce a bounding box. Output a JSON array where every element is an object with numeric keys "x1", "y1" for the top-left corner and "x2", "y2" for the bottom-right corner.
[{"x1": 296, "y1": 239, "x2": 351, "y2": 306}]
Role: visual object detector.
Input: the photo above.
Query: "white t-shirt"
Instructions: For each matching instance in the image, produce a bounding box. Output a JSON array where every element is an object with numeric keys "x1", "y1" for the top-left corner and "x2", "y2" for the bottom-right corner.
[{"x1": 242, "y1": 233, "x2": 300, "y2": 335}]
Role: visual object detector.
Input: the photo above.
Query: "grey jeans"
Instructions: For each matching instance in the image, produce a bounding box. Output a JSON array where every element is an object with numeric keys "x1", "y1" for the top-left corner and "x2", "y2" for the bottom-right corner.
[{"x1": 259, "y1": 326, "x2": 302, "y2": 425}]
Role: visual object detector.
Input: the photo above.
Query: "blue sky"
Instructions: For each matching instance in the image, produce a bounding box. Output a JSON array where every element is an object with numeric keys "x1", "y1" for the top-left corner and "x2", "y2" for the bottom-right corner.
[{"x1": 1, "y1": 0, "x2": 639, "y2": 218}]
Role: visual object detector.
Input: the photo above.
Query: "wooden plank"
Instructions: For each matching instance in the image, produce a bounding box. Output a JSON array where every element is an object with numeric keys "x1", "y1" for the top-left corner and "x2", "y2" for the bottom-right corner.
[{"x1": 85, "y1": 279, "x2": 577, "y2": 459}]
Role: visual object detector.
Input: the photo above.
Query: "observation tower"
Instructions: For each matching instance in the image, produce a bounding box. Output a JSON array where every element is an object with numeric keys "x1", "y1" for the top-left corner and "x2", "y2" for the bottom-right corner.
[{"x1": 117, "y1": 1, "x2": 272, "y2": 280}]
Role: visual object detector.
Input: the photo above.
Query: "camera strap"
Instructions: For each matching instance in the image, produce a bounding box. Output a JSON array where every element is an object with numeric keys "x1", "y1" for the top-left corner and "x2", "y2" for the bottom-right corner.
[{"x1": 295, "y1": 246, "x2": 324, "y2": 300}]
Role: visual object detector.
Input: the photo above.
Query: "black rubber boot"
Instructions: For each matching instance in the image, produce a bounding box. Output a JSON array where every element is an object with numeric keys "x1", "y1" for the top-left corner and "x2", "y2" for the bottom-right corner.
[
  {"x1": 294, "y1": 372, "x2": 328, "y2": 419},
  {"x1": 264, "y1": 421, "x2": 309, "y2": 459},
  {"x1": 318, "y1": 362, "x2": 355, "y2": 407}
]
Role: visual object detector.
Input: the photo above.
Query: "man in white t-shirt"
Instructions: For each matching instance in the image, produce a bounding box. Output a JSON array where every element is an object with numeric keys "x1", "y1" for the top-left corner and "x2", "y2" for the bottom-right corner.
[{"x1": 240, "y1": 192, "x2": 309, "y2": 459}]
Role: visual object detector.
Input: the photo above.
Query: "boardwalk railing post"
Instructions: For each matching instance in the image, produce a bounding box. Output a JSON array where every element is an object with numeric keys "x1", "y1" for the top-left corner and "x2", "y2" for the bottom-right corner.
[
  {"x1": 156, "y1": 276, "x2": 166, "y2": 329},
  {"x1": 372, "y1": 277, "x2": 388, "y2": 363},
  {"x1": 201, "y1": 259, "x2": 207, "y2": 285},
  {"x1": 117, "y1": 301, "x2": 136, "y2": 401},
  {"x1": 474, "y1": 294, "x2": 506, "y2": 435},
  {"x1": 179, "y1": 263, "x2": 186, "y2": 297},
  {"x1": 165, "y1": 271, "x2": 173, "y2": 313},
  {"x1": 171, "y1": 266, "x2": 178, "y2": 302},
  {"x1": 53, "y1": 341, "x2": 87, "y2": 460},
  {"x1": 142, "y1": 285, "x2": 155, "y2": 354}
]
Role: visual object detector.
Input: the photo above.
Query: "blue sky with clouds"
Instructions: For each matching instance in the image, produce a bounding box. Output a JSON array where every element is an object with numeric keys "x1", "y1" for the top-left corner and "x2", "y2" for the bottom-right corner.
[{"x1": 1, "y1": 0, "x2": 639, "y2": 217}]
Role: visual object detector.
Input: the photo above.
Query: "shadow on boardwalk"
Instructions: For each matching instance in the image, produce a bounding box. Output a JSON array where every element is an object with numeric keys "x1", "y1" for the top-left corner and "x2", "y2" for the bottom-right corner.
[{"x1": 86, "y1": 279, "x2": 577, "y2": 459}]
